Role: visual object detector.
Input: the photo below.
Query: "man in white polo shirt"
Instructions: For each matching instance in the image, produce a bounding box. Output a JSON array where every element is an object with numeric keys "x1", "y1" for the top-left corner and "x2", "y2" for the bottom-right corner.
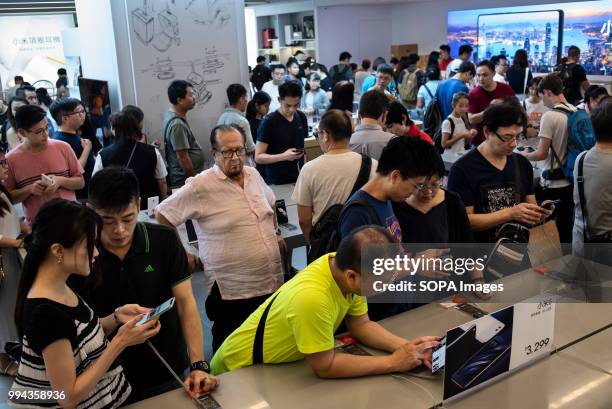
[{"x1": 155, "y1": 124, "x2": 284, "y2": 351}]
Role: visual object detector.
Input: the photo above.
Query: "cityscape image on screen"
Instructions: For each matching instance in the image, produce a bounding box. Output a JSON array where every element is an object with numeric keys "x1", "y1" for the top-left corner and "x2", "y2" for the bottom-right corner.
[{"x1": 448, "y1": 0, "x2": 612, "y2": 75}]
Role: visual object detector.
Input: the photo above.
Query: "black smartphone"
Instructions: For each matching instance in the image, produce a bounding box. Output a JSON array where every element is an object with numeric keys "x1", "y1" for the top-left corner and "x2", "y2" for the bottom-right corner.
[
  {"x1": 450, "y1": 334, "x2": 511, "y2": 389},
  {"x1": 195, "y1": 394, "x2": 222, "y2": 409},
  {"x1": 541, "y1": 199, "x2": 561, "y2": 210},
  {"x1": 275, "y1": 199, "x2": 289, "y2": 224}
]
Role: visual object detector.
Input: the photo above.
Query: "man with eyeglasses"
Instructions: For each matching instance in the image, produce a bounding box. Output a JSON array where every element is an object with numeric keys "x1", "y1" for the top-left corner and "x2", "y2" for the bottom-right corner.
[
  {"x1": 156, "y1": 124, "x2": 285, "y2": 351},
  {"x1": 255, "y1": 80, "x2": 307, "y2": 185},
  {"x1": 50, "y1": 98, "x2": 93, "y2": 200},
  {"x1": 261, "y1": 64, "x2": 286, "y2": 112},
  {"x1": 447, "y1": 102, "x2": 552, "y2": 243},
  {"x1": 4, "y1": 105, "x2": 84, "y2": 224},
  {"x1": 468, "y1": 60, "x2": 516, "y2": 146}
]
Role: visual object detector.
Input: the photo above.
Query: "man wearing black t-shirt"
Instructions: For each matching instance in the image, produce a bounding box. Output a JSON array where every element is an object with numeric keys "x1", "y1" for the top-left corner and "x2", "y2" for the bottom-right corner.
[
  {"x1": 255, "y1": 81, "x2": 307, "y2": 184},
  {"x1": 73, "y1": 167, "x2": 218, "y2": 402},
  {"x1": 447, "y1": 102, "x2": 552, "y2": 242},
  {"x1": 558, "y1": 46, "x2": 590, "y2": 106}
]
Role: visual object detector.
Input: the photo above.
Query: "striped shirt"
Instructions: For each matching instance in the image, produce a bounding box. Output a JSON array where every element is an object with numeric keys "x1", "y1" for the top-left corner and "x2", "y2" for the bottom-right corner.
[
  {"x1": 4, "y1": 139, "x2": 84, "y2": 224},
  {"x1": 10, "y1": 296, "x2": 131, "y2": 408}
]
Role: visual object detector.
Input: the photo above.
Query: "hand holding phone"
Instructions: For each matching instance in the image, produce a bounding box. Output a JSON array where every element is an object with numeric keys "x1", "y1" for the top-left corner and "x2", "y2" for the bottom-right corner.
[
  {"x1": 136, "y1": 297, "x2": 175, "y2": 326},
  {"x1": 40, "y1": 174, "x2": 53, "y2": 187},
  {"x1": 540, "y1": 199, "x2": 560, "y2": 211}
]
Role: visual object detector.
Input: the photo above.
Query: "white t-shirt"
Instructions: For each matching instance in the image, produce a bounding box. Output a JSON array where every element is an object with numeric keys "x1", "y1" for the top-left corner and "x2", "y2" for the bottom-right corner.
[
  {"x1": 538, "y1": 102, "x2": 575, "y2": 189},
  {"x1": 261, "y1": 81, "x2": 280, "y2": 112},
  {"x1": 304, "y1": 92, "x2": 315, "y2": 111},
  {"x1": 523, "y1": 99, "x2": 549, "y2": 128},
  {"x1": 0, "y1": 192, "x2": 20, "y2": 240},
  {"x1": 93, "y1": 147, "x2": 168, "y2": 179},
  {"x1": 441, "y1": 115, "x2": 469, "y2": 155},
  {"x1": 292, "y1": 152, "x2": 377, "y2": 225},
  {"x1": 493, "y1": 73, "x2": 507, "y2": 84}
]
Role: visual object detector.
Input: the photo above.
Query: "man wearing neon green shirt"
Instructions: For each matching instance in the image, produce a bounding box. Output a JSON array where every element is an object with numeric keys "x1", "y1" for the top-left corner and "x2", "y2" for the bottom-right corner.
[{"x1": 211, "y1": 225, "x2": 440, "y2": 378}]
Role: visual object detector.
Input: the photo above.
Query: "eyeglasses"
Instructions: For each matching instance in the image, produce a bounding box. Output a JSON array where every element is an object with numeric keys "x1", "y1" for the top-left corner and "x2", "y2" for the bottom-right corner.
[
  {"x1": 415, "y1": 182, "x2": 442, "y2": 193},
  {"x1": 64, "y1": 108, "x2": 86, "y2": 117},
  {"x1": 28, "y1": 125, "x2": 49, "y2": 136},
  {"x1": 216, "y1": 147, "x2": 246, "y2": 158},
  {"x1": 494, "y1": 132, "x2": 520, "y2": 143}
]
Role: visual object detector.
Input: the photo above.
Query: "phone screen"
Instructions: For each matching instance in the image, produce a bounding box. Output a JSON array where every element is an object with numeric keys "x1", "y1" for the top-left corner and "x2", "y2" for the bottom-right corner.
[
  {"x1": 450, "y1": 335, "x2": 511, "y2": 389},
  {"x1": 432, "y1": 336, "x2": 446, "y2": 373},
  {"x1": 136, "y1": 297, "x2": 175, "y2": 326},
  {"x1": 275, "y1": 200, "x2": 289, "y2": 224}
]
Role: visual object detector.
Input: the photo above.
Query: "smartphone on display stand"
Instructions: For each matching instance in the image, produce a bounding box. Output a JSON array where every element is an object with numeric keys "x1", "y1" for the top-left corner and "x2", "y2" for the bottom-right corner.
[
  {"x1": 431, "y1": 336, "x2": 446, "y2": 373},
  {"x1": 460, "y1": 314, "x2": 505, "y2": 343},
  {"x1": 136, "y1": 297, "x2": 175, "y2": 326},
  {"x1": 450, "y1": 335, "x2": 511, "y2": 389}
]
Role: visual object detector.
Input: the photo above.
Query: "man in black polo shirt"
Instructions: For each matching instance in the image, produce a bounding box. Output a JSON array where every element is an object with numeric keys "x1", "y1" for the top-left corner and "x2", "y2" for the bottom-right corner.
[
  {"x1": 75, "y1": 167, "x2": 218, "y2": 401},
  {"x1": 255, "y1": 81, "x2": 307, "y2": 184}
]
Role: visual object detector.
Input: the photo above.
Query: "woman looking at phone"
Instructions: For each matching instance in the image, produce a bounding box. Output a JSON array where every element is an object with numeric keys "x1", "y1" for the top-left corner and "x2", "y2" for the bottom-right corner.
[{"x1": 10, "y1": 199, "x2": 160, "y2": 408}]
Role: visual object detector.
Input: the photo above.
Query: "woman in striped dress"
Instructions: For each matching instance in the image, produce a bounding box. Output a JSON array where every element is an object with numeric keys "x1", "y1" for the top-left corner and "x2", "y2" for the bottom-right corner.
[{"x1": 10, "y1": 199, "x2": 161, "y2": 408}]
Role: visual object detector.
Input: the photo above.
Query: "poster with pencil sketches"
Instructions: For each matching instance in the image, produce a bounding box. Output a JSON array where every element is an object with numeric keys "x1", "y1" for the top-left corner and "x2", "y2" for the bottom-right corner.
[{"x1": 125, "y1": 0, "x2": 245, "y2": 166}]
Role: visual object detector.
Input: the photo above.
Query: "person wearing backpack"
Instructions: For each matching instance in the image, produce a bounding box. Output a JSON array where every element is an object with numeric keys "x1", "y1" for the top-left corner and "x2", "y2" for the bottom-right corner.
[
  {"x1": 556, "y1": 46, "x2": 590, "y2": 106},
  {"x1": 416, "y1": 66, "x2": 441, "y2": 111},
  {"x1": 292, "y1": 110, "x2": 377, "y2": 262},
  {"x1": 572, "y1": 96, "x2": 612, "y2": 262},
  {"x1": 523, "y1": 74, "x2": 593, "y2": 245},
  {"x1": 327, "y1": 51, "x2": 353, "y2": 87},
  {"x1": 398, "y1": 54, "x2": 424, "y2": 108},
  {"x1": 440, "y1": 92, "x2": 477, "y2": 155}
]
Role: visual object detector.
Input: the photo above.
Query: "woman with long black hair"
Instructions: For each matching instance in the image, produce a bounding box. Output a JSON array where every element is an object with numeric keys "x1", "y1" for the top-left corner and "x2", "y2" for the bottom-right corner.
[{"x1": 10, "y1": 199, "x2": 160, "y2": 408}]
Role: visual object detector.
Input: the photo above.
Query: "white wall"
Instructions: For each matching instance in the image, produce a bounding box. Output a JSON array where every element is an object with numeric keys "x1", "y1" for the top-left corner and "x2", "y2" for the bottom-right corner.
[
  {"x1": 391, "y1": 0, "x2": 588, "y2": 55},
  {"x1": 316, "y1": 4, "x2": 392, "y2": 67}
]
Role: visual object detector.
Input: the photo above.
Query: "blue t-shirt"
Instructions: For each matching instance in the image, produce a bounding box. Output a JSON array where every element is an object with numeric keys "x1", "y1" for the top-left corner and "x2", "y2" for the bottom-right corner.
[
  {"x1": 361, "y1": 75, "x2": 398, "y2": 95},
  {"x1": 53, "y1": 131, "x2": 94, "y2": 200},
  {"x1": 447, "y1": 149, "x2": 534, "y2": 242},
  {"x1": 437, "y1": 79, "x2": 469, "y2": 119},
  {"x1": 338, "y1": 190, "x2": 402, "y2": 242}
]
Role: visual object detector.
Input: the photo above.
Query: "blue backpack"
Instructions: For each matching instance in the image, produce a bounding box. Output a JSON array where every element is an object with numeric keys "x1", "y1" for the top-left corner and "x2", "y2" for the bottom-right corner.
[{"x1": 552, "y1": 106, "x2": 595, "y2": 180}]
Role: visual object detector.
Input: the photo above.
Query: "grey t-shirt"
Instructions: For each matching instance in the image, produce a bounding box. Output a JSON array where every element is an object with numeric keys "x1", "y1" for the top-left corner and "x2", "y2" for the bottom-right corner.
[
  {"x1": 162, "y1": 111, "x2": 205, "y2": 187},
  {"x1": 572, "y1": 147, "x2": 612, "y2": 254},
  {"x1": 349, "y1": 124, "x2": 395, "y2": 161}
]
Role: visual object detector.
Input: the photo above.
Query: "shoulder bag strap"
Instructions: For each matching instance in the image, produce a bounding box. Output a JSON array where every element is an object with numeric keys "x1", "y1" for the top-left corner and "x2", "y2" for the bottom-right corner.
[
  {"x1": 523, "y1": 67, "x2": 530, "y2": 95},
  {"x1": 125, "y1": 143, "x2": 138, "y2": 169},
  {"x1": 163, "y1": 116, "x2": 189, "y2": 161},
  {"x1": 512, "y1": 153, "x2": 522, "y2": 204},
  {"x1": 577, "y1": 152, "x2": 588, "y2": 242},
  {"x1": 424, "y1": 84, "x2": 434, "y2": 99},
  {"x1": 349, "y1": 154, "x2": 372, "y2": 197},
  {"x1": 253, "y1": 292, "x2": 280, "y2": 365}
]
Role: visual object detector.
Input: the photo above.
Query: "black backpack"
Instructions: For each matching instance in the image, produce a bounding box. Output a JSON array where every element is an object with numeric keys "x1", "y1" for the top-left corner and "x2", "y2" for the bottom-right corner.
[
  {"x1": 330, "y1": 64, "x2": 350, "y2": 87},
  {"x1": 555, "y1": 63, "x2": 577, "y2": 101},
  {"x1": 433, "y1": 115, "x2": 471, "y2": 154},
  {"x1": 307, "y1": 155, "x2": 372, "y2": 263},
  {"x1": 423, "y1": 94, "x2": 443, "y2": 151}
]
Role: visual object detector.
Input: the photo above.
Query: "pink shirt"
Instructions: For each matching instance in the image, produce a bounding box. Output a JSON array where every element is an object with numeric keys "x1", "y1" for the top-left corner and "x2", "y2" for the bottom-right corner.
[
  {"x1": 156, "y1": 165, "x2": 283, "y2": 300},
  {"x1": 5, "y1": 139, "x2": 84, "y2": 224}
]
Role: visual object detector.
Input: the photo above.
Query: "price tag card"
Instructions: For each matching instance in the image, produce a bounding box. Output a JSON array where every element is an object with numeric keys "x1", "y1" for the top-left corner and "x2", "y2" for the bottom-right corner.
[{"x1": 509, "y1": 298, "x2": 556, "y2": 369}]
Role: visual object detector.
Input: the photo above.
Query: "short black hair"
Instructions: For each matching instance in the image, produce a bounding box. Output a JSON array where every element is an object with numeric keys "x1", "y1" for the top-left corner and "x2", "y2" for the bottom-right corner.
[
  {"x1": 376, "y1": 63, "x2": 394, "y2": 76},
  {"x1": 378, "y1": 137, "x2": 441, "y2": 179},
  {"x1": 568, "y1": 45, "x2": 580, "y2": 59},
  {"x1": 585, "y1": 85, "x2": 609, "y2": 106},
  {"x1": 385, "y1": 101, "x2": 409, "y2": 127},
  {"x1": 226, "y1": 83, "x2": 247, "y2": 105},
  {"x1": 591, "y1": 96, "x2": 612, "y2": 142},
  {"x1": 278, "y1": 80, "x2": 303, "y2": 99},
  {"x1": 458, "y1": 44, "x2": 473, "y2": 56},
  {"x1": 372, "y1": 57, "x2": 386, "y2": 71},
  {"x1": 110, "y1": 111, "x2": 141, "y2": 145},
  {"x1": 14, "y1": 105, "x2": 47, "y2": 130},
  {"x1": 440, "y1": 44, "x2": 451, "y2": 53},
  {"x1": 122, "y1": 105, "x2": 144, "y2": 124},
  {"x1": 477, "y1": 59, "x2": 495, "y2": 72},
  {"x1": 16, "y1": 85, "x2": 36, "y2": 99},
  {"x1": 256, "y1": 56, "x2": 266, "y2": 63},
  {"x1": 318, "y1": 109, "x2": 352, "y2": 142},
  {"x1": 426, "y1": 66, "x2": 441, "y2": 81},
  {"x1": 270, "y1": 64, "x2": 286, "y2": 73},
  {"x1": 482, "y1": 100, "x2": 527, "y2": 135},
  {"x1": 14, "y1": 76, "x2": 23, "y2": 82},
  {"x1": 457, "y1": 61, "x2": 476, "y2": 76},
  {"x1": 491, "y1": 55, "x2": 506, "y2": 65},
  {"x1": 452, "y1": 92, "x2": 469, "y2": 107},
  {"x1": 335, "y1": 225, "x2": 395, "y2": 273},
  {"x1": 88, "y1": 167, "x2": 140, "y2": 212},
  {"x1": 359, "y1": 90, "x2": 390, "y2": 119},
  {"x1": 209, "y1": 124, "x2": 245, "y2": 150},
  {"x1": 528, "y1": 76, "x2": 543, "y2": 88},
  {"x1": 339, "y1": 51, "x2": 352, "y2": 61},
  {"x1": 49, "y1": 97, "x2": 81, "y2": 125},
  {"x1": 35, "y1": 88, "x2": 52, "y2": 107},
  {"x1": 57, "y1": 68, "x2": 67, "y2": 76},
  {"x1": 537, "y1": 73, "x2": 564, "y2": 96},
  {"x1": 361, "y1": 59, "x2": 371, "y2": 70},
  {"x1": 390, "y1": 57, "x2": 399, "y2": 65},
  {"x1": 167, "y1": 80, "x2": 192, "y2": 105}
]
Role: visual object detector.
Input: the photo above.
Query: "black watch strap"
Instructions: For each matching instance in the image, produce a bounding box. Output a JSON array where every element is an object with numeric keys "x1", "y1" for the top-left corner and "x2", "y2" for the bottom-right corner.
[{"x1": 189, "y1": 360, "x2": 210, "y2": 374}]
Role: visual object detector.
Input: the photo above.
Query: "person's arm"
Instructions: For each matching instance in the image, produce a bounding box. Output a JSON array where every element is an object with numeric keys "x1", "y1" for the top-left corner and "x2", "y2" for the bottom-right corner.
[
  {"x1": 523, "y1": 135, "x2": 551, "y2": 162},
  {"x1": 8, "y1": 181, "x2": 46, "y2": 204},
  {"x1": 467, "y1": 92, "x2": 484, "y2": 124},
  {"x1": 157, "y1": 178, "x2": 168, "y2": 199},
  {"x1": 468, "y1": 110, "x2": 485, "y2": 124},
  {"x1": 98, "y1": 304, "x2": 151, "y2": 336},
  {"x1": 416, "y1": 96, "x2": 425, "y2": 109},
  {"x1": 176, "y1": 149, "x2": 196, "y2": 177},
  {"x1": 173, "y1": 279, "x2": 220, "y2": 396},
  {"x1": 78, "y1": 139, "x2": 92, "y2": 169},
  {"x1": 345, "y1": 313, "x2": 407, "y2": 353},
  {"x1": 42, "y1": 317, "x2": 160, "y2": 408},
  {"x1": 297, "y1": 204, "x2": 313, "y2": 245},
  {"x1": 255, "y1": 141, "x2": 302, "y2": 165},
  {"x1": 441, "y1": 131, "x2": 468, "y2": 148},
  {"x1": 155, "y1": 210, "x2": 174, "y2": 227},
  {"x1": 50, "y1": 175, "x2": 85, "y2": 192},
  {"x1": 466, "y1": 203, "x2": 544, "y2": 231}
]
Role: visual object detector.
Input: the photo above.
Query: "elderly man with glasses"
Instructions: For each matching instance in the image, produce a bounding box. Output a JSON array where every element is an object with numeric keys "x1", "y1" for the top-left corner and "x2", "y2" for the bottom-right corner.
[
  {"x1": 155, "y1": 124, "x2": 285, "y2": 351},
  {"x1": 447, "y1": 102, "x2": 553, "y2": 243}
]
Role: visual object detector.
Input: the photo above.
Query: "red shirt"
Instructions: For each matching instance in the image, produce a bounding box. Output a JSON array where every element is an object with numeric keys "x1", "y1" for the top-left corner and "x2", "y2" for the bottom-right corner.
[
  {"x1": 440, "y1": 57, "x2": 453, "y2": 71},
  {"x1": 468, "y1": 82, "x2": 516, "y2": 145},
  {"x1": 404, "y1": 123, "x2": 434, "y2": 145}
]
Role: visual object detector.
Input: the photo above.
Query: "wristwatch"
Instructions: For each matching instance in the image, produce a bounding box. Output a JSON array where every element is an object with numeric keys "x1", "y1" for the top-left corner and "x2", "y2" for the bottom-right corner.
[{"x1": 190, "y1": 360, "x2": 210, "y2": 374}]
